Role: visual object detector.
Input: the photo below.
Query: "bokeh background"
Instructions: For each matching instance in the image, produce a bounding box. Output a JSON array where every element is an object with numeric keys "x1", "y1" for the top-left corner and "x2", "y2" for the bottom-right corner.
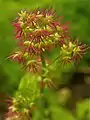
[{"x1": 0, "y1": 0, "x2": 90, "y2": 120}]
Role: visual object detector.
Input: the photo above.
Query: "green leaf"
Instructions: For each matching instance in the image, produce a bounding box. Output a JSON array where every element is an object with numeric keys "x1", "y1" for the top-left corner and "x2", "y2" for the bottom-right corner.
[
  {"x1": 51, "y1": 106, "x2": 75, "y2": 120},
  {"x1": 13, "y1": 73, "x2": 41, "y2": 111},
  {"x1": 76, "y1": 99, "x2": 90, "y2": 120}
]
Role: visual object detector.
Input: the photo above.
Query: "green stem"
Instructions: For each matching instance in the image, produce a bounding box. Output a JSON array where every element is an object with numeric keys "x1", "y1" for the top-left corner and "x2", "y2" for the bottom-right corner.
[
  {"x1": 40, "y1": 54, "x2": 46, "y2": 69},
  {"x1": 40, "y1": 54, "x2": 46, "y2": 93}
]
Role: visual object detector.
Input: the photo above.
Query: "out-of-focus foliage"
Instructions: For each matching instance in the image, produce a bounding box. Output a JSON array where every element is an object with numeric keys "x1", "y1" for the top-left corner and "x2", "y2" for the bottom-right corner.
[{"x1": 0, "y1": 0, "x2": 90, "y2": 120}]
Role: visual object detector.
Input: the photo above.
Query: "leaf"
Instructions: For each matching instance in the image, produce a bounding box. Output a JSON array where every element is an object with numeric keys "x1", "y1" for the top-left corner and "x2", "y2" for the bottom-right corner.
[
  {"x1": 76, "y1": 99, "x2": 90, "y2": 120},
  {"x1": 50, "y1": 106, "x2": 75, "y2": 120},
  {"x1": 13, "y1": 73, "x2": 41, "y2": 111}
]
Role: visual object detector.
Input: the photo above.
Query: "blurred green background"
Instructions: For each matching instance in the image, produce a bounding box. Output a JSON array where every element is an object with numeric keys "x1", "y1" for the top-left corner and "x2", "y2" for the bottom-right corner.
[{"x1": 0, "y1": 0, "x2": 90, "y2": 120}]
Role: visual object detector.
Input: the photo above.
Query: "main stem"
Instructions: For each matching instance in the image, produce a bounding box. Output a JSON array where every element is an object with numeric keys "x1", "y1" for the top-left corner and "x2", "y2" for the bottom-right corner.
[
  {"x1": 40, "y1": 54, "x2": 46, "y2": 93},
  {"x1": 40, "y1": 54, "x2": 46, "y2": 69}
]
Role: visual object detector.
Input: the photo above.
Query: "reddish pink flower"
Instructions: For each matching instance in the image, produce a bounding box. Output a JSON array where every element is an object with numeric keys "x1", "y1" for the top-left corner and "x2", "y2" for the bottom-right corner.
[
  {"x1": 13, "y1": 22, "x2": 23, "y2": 40},
  {"x1": 23, "y1": 58, "x2": 42, "y2": 73},
  {"x1": 8, "y1": 51, "x2": 25, "y2": 64}
]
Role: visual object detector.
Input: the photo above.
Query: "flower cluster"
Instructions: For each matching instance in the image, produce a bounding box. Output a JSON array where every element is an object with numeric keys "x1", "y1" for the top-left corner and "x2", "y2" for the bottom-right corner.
[
  {"x1": 60, "y1": 39, "x2": 88, "y2": 64},
  {"x1": 6, "y1": 108, "x2": 32, "y2": 120},
  {"x1": 6, "y1": 97, "x2": 34, "y2": 120}
]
